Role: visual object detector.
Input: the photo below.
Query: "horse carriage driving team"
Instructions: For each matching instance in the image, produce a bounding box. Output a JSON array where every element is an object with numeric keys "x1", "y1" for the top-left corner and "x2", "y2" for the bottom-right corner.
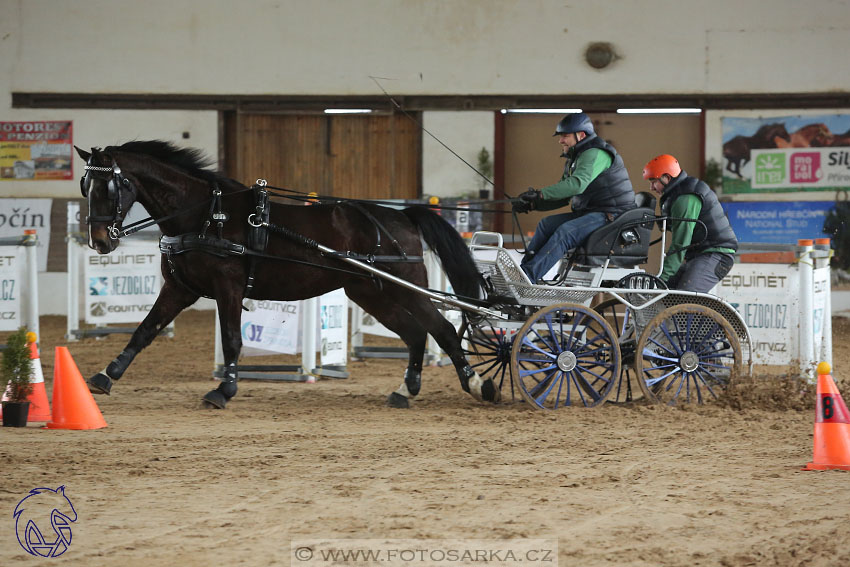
[
  {"x1": 76, "y1": 111, "x2": 744, "y2": 411},
  {"x1": 512, "y1": 112, "x2": 738, "y2": 293}
]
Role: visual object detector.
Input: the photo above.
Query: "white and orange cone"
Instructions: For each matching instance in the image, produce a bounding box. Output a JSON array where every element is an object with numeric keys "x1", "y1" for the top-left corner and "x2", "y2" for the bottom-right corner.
[{"x1": 803, "y1": 362, "x2": 850, "y2": 471}]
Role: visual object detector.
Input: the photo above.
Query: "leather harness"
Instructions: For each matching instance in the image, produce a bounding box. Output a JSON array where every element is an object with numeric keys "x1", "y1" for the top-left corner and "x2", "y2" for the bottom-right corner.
[{"x1": 158, "y1": 182, "x2": 423, "y2": 300}]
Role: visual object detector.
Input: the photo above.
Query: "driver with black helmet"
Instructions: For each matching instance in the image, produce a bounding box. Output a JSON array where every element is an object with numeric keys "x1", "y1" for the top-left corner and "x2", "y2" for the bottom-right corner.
[{"x1": 514, "y1": 112, "x2": 635, "y2": 283}]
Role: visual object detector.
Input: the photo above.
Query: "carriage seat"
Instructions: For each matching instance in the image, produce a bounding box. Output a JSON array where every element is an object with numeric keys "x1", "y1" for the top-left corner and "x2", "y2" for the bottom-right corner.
[{"x1": 572, "y1": 192, "x2": 657, "y2": 268}]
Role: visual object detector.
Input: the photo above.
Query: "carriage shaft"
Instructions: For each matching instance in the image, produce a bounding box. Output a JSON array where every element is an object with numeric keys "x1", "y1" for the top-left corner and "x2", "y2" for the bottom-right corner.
[{"x1": 314, "y1": 242, "x2": 507, "y2": 320}]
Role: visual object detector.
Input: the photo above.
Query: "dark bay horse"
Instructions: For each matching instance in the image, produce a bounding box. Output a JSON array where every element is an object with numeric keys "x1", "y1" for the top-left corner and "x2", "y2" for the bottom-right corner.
[
  {"x1": 722, "y1": 122, "x2": 790, "y2": 177},
  {"x1": 75, "y1": 141, "x2": 500, "y2": 409}
]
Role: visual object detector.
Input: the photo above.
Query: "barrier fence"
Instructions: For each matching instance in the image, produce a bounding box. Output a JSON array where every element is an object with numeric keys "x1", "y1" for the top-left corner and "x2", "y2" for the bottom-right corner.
[
  {"x1": 713, "y1": 239, "x2": 831, "y2": 380},
  {"x1": 213, "y1": 290, "x2": 349, "y2": 382},
  {"x1": 0, "y1": 231, "x2": 40, "y2": 340},
  {"x1": 66, "y1": 202, "x2": 173, "y2": 341}
]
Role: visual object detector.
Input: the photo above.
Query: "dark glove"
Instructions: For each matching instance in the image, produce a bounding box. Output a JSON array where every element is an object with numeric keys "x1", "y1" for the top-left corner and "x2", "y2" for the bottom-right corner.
[
  {"x1": 513, "y1": 188, "x2": 541, "y2": 213},
  {"x1": 520, "y1": 188, "x2": 542, "y2": 204},
  {"x1": 511, "y1": 198, "x2": 532, "y2": 214}
]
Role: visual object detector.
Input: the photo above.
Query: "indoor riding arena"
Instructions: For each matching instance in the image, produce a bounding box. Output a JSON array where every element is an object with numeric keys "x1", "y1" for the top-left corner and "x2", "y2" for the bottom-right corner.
[{"x1": 2, "y1": 2, "x2": 850, "y2": 567}]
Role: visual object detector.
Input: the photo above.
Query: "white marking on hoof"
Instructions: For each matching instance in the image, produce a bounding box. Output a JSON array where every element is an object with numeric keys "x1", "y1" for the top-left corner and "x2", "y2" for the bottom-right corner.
[
  {"x1": 468, "y1": 372, "x2": 484, "y2": 401},
  {"x1": 100, "y1": 367, "x2": 113, "y2": 379},
  {"x1": 395, "y1": 383, "x2": 412, "y2": 398}
]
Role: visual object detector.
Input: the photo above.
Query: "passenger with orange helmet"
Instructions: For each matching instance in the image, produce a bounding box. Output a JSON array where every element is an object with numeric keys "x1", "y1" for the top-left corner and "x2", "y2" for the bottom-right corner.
[
  {"x1": 642, "y1": 154, "x2": 737, "y2": 292},
  {"x1": 513, "y1": 113, "x2": 635, "y2": 283}
]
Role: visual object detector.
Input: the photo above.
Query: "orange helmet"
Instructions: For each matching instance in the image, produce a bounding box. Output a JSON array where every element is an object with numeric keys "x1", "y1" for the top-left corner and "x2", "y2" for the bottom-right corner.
[{"x1": 642, "y1": 154, "x2": 681, "y2": 180}]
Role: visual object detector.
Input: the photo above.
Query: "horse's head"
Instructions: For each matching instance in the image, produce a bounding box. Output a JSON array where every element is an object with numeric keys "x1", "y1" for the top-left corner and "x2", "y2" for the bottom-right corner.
[
  {"x1": 808, "y1": 123, "x2": 833, "y2": 146},
  {"x1": 760, "y1": 123, "x2": 790, "y2": 145},
  {"x1": 75, "y1": 146, "x2": 138, "y2": 254}
]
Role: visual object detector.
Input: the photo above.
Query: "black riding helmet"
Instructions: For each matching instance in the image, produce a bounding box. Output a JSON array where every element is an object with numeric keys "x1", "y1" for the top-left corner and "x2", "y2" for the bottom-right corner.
[{"x1": 553, "y1": 112, "x2": 595, "y2": 137}]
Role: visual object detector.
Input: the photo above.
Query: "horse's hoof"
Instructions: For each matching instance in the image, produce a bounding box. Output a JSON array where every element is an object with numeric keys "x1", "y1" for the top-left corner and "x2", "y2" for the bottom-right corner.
[
  {"x1": 481, "y1": 379, "x2": 501, "y2": 403},
  {"x1": 386, "y1": 392, "x2": 410, "y2": 409},
  {"x1": 88, "y1": 373, "x2": 113, "y2": 395},
  {"x1": 202, "y1": 390, "x2": 227, "y2": 409}
]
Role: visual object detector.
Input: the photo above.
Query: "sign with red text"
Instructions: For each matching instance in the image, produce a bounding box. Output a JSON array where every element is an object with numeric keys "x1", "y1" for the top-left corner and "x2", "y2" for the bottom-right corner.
[{"x1": 0, "y1": 121, "x2": 73, "y2": 181}]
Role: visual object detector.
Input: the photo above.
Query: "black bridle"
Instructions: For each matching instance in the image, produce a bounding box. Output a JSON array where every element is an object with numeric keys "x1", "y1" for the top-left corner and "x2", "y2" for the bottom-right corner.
[{"x1": 80, "y1": 154, "x2": 136, "y2": 241}]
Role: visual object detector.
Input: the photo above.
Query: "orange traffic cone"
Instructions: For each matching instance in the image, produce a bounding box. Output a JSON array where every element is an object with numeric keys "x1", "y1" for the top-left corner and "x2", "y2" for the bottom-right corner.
[
  {"x1": 24, "y1": 332, "x2": 51, "y2": 421},
  {"x1": 0, "y1": 332, "x2": 51, "y2": 422},
  {"x1": 803, "y1": 362, "x2": 850, "y2": 471},
  {"x1": 45, "y1": 347, "x2": 107, "y2": 430}
]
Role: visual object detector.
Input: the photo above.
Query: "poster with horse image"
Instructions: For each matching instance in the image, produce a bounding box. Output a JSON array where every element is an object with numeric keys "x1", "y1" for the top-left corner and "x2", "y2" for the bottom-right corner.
[{"x1": 722, "y1": 114, "x2": 850, "y2": 193}]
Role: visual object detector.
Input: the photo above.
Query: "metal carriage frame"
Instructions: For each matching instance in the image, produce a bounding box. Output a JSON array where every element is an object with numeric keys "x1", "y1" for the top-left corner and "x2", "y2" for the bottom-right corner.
[{"x1": 458, "y1": 231, "x2": 753, "y2": 410}]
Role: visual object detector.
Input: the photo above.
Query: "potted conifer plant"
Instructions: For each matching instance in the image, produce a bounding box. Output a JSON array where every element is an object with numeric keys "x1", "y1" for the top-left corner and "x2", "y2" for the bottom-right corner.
[{"x1": 1, "y1": 327, "x2": 33, "y2": 427}]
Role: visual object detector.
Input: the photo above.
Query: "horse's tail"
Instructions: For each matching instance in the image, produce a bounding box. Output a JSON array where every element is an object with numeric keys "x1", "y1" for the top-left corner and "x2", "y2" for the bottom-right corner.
[{"x1": 403, "y1": 206, "x2": 483, "y2": 300}]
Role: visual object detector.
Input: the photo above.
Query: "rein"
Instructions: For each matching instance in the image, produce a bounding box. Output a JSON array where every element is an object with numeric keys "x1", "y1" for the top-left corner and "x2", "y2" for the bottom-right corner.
[{"x1": 249, "y1": 182, "x2": 514, "y2": 214}]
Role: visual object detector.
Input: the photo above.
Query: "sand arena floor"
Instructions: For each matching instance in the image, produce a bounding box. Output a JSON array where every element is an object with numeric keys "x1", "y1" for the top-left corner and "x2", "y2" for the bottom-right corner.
[{"x1": 1, "y1": 310, "x2": 849, "y2": 567}]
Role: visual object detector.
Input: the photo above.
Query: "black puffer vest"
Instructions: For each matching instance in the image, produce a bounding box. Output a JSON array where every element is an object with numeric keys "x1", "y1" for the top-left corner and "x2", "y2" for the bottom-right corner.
[
  {"x1": 564, "y1": 135, "x2": 635, "y2": 215},
  {"x1": 660, "y1": 171, "x2": 738, "y2": 258}
]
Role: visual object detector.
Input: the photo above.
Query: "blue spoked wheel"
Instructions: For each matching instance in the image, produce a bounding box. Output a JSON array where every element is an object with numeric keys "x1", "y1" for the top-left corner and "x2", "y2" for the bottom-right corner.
[
  {"x1": 511, "y1": 303, "x2": 621, "y2": 409},
  {"x1": 460, "y1": 319, "x2": 517, "y2": 402},
  {"x1": 635, "y1": 304, "x2": 742, "y2": 405}
]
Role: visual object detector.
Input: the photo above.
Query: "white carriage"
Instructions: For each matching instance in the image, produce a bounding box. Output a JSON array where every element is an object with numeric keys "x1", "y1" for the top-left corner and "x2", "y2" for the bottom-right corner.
[{"x1": 460, "y1": 192, "x2": 752, "y2": 410}]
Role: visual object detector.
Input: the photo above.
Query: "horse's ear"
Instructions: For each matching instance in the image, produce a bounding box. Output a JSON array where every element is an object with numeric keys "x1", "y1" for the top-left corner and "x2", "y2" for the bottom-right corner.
[{"x1": 74, "y1": 146, "x2": 90, "y2": 161}]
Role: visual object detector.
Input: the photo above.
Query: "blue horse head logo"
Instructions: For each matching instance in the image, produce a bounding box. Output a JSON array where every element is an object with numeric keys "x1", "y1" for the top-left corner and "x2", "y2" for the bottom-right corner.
[{"x1": 13, "y1": 486, "x2": 78, "y2": 557}]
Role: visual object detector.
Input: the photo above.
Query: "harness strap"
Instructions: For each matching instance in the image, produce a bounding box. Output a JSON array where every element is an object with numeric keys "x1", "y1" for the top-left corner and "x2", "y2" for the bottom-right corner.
[
  {"x1": 346, "y1": 201, "x2": 409, "y2": 259},
  {"x1": 160, "y1": 233, "x2": 422, "y2": 263},
  {"x1": 244, "y1": 256, "x2": 258, "y2": 298}
]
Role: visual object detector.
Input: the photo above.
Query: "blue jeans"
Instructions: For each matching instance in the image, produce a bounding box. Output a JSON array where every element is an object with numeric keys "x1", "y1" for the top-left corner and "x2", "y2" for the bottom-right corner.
[{"x1": 521, "y1": 212, "x2": 607, "y2": 282}]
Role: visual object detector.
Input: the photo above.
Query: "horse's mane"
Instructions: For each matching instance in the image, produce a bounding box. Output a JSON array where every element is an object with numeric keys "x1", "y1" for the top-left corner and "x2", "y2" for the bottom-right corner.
[{"x1": 106, "y1": 140, "x2": 221, "y2": 182}]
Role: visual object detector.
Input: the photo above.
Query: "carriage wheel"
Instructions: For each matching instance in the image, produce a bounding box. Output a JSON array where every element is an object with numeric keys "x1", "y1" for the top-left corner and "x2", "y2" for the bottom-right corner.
[
  {"x1": 594, "y1": 298, "x2": 641, "y2": 403},
  {"x1": 635, "y1": 304, "x2": 742, "y2": 405},
  {"x1": 511, "y1": 303, "x2": 621, "y2": 409},
  {"x1": 459, "y1": 318, "x2": 517, "y2": 402}
]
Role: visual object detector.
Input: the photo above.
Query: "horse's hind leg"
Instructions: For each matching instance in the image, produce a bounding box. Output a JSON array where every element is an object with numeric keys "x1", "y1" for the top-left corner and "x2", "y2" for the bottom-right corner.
[
  {"x1": 88, "y1": 282, "x2": 198, "y2": 394},
  {"x1": 403, "y1": 294, "x2": 501, "y2": 404},
  {"x1": 346, "y1": 286, "x2": 427, "y2": 409}
]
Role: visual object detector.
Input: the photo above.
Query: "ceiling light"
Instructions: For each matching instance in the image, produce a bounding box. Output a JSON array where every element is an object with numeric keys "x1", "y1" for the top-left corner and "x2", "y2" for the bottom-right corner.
[
  {"x1": 324, "y1": 109, "x2": 373, "y2": 114},
  {"x1": 501, "y1": 108, "x2": 583, "y2": 114},
  {"x1": 616, "y1": 108, "x2": 702, "y2": 114}
]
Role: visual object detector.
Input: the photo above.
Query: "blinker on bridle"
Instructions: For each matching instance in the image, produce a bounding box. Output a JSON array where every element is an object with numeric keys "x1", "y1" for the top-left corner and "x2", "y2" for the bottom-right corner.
[{"x1": 81, "y1": 156, "x2": 134, "y2": 241}]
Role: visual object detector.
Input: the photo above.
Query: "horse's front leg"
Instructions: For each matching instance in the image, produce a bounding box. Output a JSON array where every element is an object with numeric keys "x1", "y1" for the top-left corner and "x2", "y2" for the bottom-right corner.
[
  {"x1": 201, "y1": 293, "x2": 243, "y2": 409},
  {"x1": 88, "y1": 282, "x2": 198, "y2": 395}
]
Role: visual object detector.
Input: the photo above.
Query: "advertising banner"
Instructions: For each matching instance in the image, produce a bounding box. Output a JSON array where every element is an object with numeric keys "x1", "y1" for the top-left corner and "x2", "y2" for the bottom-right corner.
[
  {"x1": 722, "y1": 114, "x2": 850, "y2": 194},
  {"x1": 240, "y1": 299, "x2": 301, "y2": 356},
  {"x1": 0, "y1": 247, "x2": 26, "y2": 331},
  {"x1": 320, "y1": 289, "x2": 348, "y2": 366},
  {"x1": 713, "y1": 264, "x2": 799, "y2": 365},
  {"x1": 0, "y1": 121, "x2": 73, "y2": 181},
  {"x1": 751, "y1": 147, "x2": 850, "y2": 190},
  {"x1": 240, "y1": 291, "x2": 349, "y2": 363},
  {"x1": 84, "y1": 241, "x2": 162, "y2": 324},
  {"x1": 720, "y1": 201, "x2": 833, "y2": 244},
  {"x1": 0, "y1": 199, "x2": 53, "y2": 271}
]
